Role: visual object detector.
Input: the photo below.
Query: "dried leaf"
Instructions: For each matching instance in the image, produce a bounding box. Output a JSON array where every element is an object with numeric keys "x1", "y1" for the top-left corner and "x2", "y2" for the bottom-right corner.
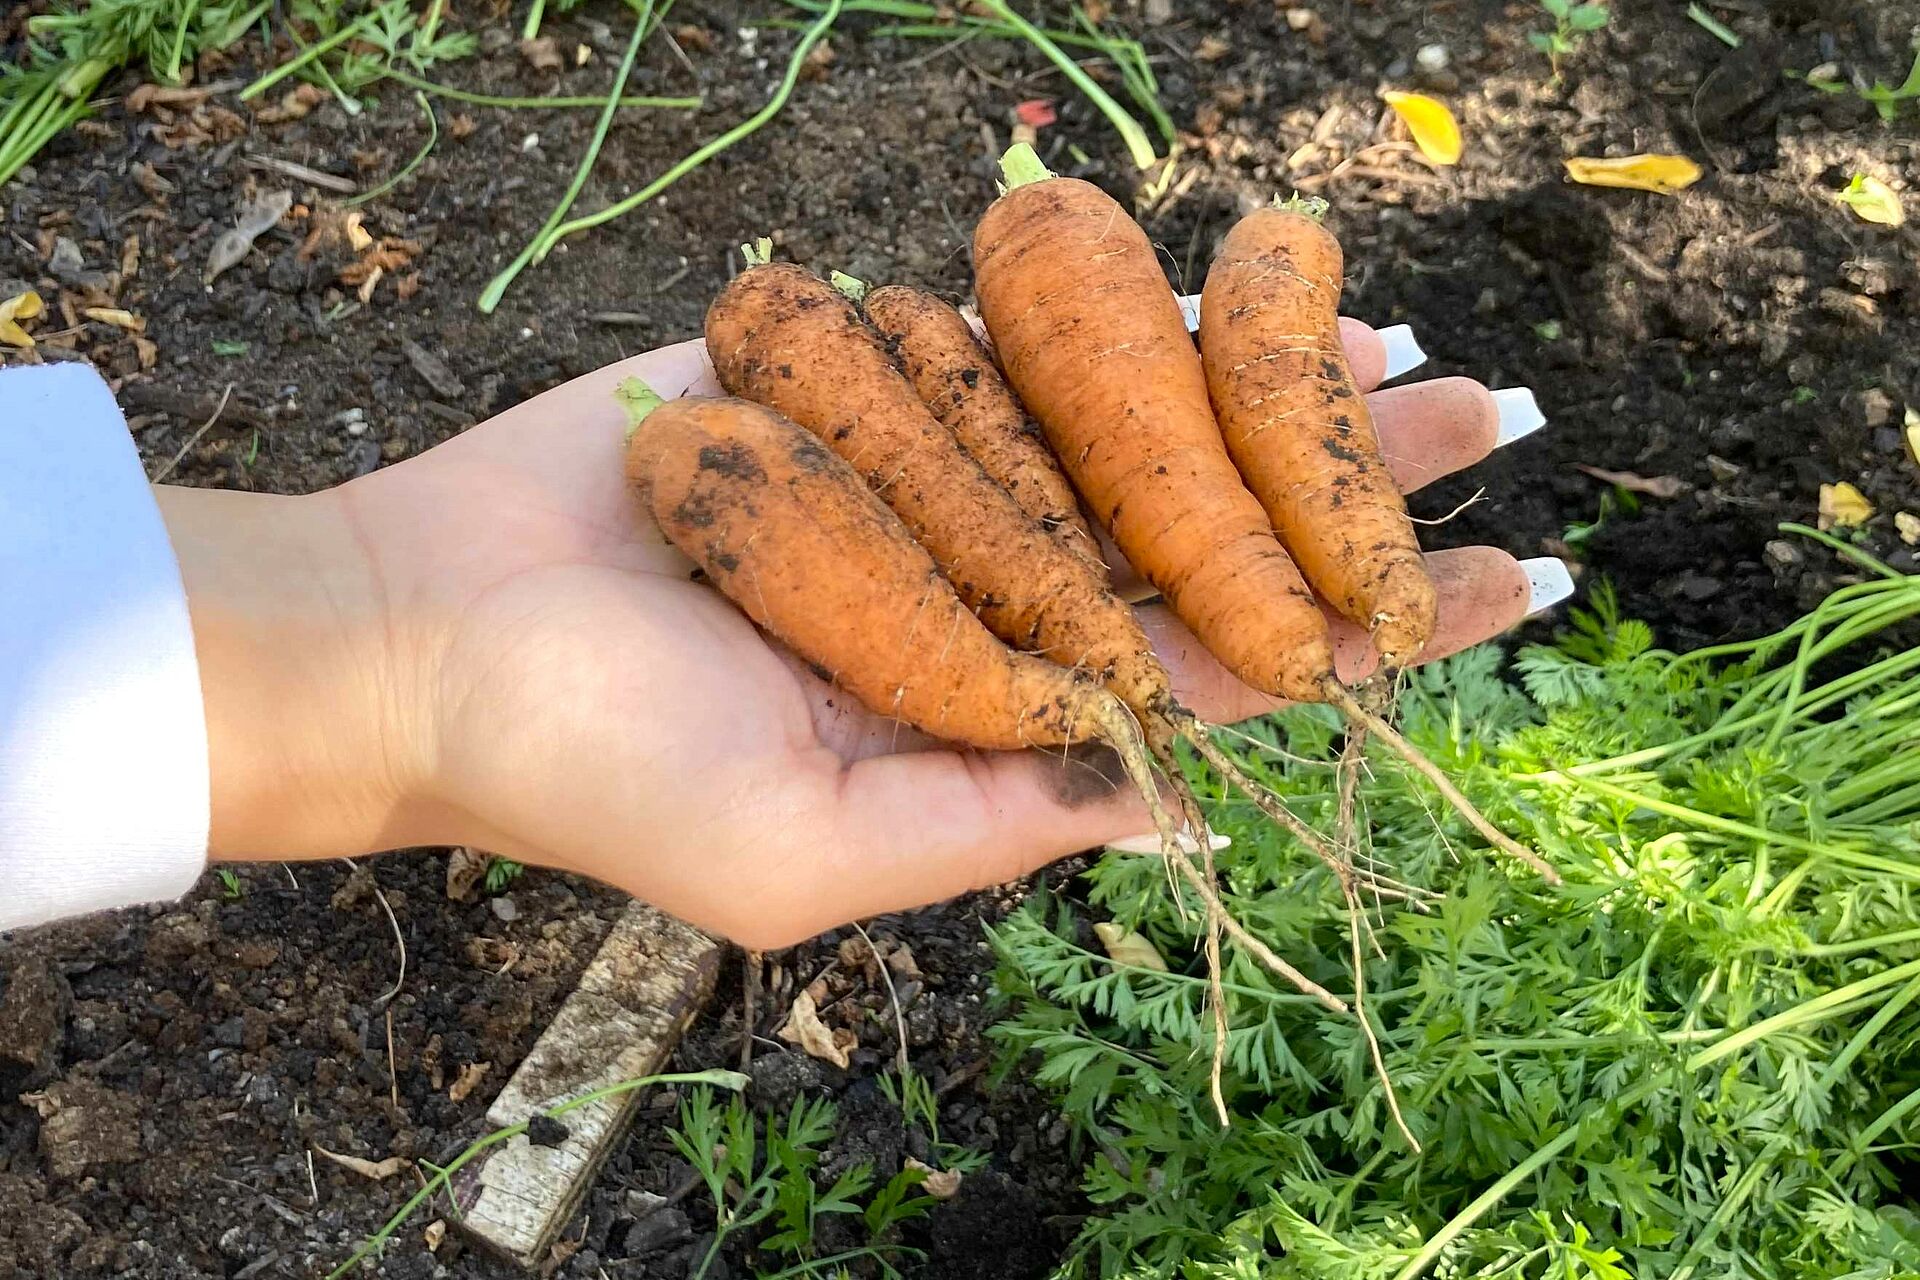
[
  {"x1": 205, "y1": 189, "x2": 293, "y2": 283},
  {"x1": 1092, "y1": 922, "x2": 1169, "y2": 971},
  {"x1": 518, "y1": 36, "x2": 564, "y2": 70},
  {"x1": 777, "y1": 990, "x2": 850, "y2": 1069},
  {"x1": 905, "y1": 1157, "x2": 963, "y2": 1200},
  {"x1": 313, "y1": 1145, "x2": 409, "y2": 1181},
  {"x1": 355, "y1": 264, "x2": 384, "y2": 303},
  {"x1": 1576, "y1": 465, "x2": 1688, "y2": 499},
  {"x1": 1835, "y1": 174, "x2": 1904, "y2": 227},
  {"x1": 1819, "y1": 481, "x2": 1874, "y2": 530},
  {"x1": 1565, "y1": 153, "x2": 1701, "y2": 195},
  {"x1": 127, "y1": 84, "x2": 213, "y2": 113},
  {"x1": 133, "y1": 336, "x2": 158, "y2": 370},
  {"x1": 83, "y1": 307, "x2": 145, "y2": 333},
  {"x1": 345, "y1": 212, "x2": 374, "y2": 253},
  {"x1": 885, "y1": 941, "x2": 922, "y2": 983},
  {"x1": 0, "y1": 290, "x2": 45, "y2": 348},
  {"x1": 1195, "y1": 34, "x2": 1232, "y2": 62},
  {"x1": 120, "y1": 234, "x2": 141, "y2": 280},
  {"x1": 446, "y1": 847, "x2": 489, "y2": 901},
  {"x1": 1381, "y1": 91, "x2": 1462, "y2": 166},
  {"x1": 449, "y1": 1060, "x2": 492, "y2": 1102},
  {"x1": 256, "y1": 82, "x2": 328, "y2": 125},
  {"x1": 423, "y1": 1219, "x2": 447, "y2": 1252},
  {"x1": 1897, "y1": 512, "x2": 1920, "y2": 546}
]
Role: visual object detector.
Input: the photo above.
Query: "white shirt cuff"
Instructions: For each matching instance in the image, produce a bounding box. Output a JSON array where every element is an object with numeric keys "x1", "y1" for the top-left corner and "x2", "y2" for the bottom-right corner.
[{"x1": 0, "y1": 362, "x2": 210, "y2": 930}]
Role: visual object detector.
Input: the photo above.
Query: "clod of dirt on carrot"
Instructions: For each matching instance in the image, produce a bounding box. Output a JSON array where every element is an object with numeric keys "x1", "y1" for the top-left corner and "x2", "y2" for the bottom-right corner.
[
  {"x1": 1564, "y1": 153, "x2": 1702, "y2": 195},
  {"x1": 1380, "y1": 90, "x2": 1462, "y2": 165},
  {"x1": 0, "y1": 290, "x2": 45, "y2": 347},
  {"x1": 1819, "y1": 481, "x2": 1874, "y2": 530}
]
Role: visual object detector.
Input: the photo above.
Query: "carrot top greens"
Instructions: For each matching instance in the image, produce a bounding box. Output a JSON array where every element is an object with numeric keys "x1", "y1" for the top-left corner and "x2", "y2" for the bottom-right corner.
[{"x1": 990, "y1": 529, "x2": 1920, "y2": 1280}]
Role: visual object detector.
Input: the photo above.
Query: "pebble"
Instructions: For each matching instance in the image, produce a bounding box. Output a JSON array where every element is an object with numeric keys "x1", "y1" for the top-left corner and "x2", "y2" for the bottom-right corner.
[
  {"x1": 1706, "y1": 455, "x2": 1742, "y2": 482},
  {"x1": 1415, "y1": 43, "x2": 1450, "y2": 72},
  {"x1": 489, "y1": 895, "x2": 520, "y2": 923},
  {"x1": 1765, "y1": 540, "x2": 1802, "y2": 569},
  {"x1": 1861, "y1": 388, "x2": 1895, "y2": 429}
]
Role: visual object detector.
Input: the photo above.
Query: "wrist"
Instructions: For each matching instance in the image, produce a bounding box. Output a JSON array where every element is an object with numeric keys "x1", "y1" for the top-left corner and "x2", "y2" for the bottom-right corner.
[{"x1": 156, "y1": 484, "x2": 447, "y2": 859}]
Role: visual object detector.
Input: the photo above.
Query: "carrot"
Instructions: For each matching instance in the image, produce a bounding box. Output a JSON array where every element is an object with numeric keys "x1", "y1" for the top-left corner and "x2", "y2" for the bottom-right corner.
[
  {"x1": 973, "y1": 146, "x2": 1553, "y2": 888},
  {"x1": 972, "y1": 149, "x2": 1337, "y2": 705},
  {"x1": 862, "y1": 283, "x2": 1103, "y2": 571},
  {"x1": 1199, "y1": 200, "x2": 1436, "y2": 669},
  {"x1": 621, "y1": 378, "x2": 1344, "y2": 1033}
]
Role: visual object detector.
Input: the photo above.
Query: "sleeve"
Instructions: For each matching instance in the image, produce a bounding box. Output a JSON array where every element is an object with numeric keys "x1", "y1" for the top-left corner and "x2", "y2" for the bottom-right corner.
[{"x1": 0, "y1": 362, "x2": 210, "y2": 930}]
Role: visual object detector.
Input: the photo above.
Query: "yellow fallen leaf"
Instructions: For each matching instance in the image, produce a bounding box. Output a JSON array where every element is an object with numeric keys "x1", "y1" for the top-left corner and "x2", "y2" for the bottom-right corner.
[
  {"x1": 1836, "y1": 174, "x2": 1905, "y2": 227},
  {"x1": 1819, "y1": 481, "x2": 1873, "y2": 530},
  {"x1": 83, "y1": 307, "x2": 145, "y2": 333},
  {"x1": 345, "y1": 211, "x2": 374, "y2": 253},
  {"x1": 777, "y1": 989, "x2": 850, "y2": 1069},
  {"x1": 1381, "y1": 91, "x2": 1462, "y2": 165},
  {"x1": 0, "y1": 290, "x2": 45, "y2": 348},
  {"x1": 1093, "y1": 922, "x2": 1169, "y2": 972},
  {"x1": 1565, "y1": 153, "x2": 1702, "y2": 196},
  {"x1": 1905, "y1": 406, "x2": 1919, "y2": 469}
]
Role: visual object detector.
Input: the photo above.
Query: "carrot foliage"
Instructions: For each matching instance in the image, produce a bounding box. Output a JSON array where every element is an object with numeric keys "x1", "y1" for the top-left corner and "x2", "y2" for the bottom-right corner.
[{"x1": 989, "y1": 534, "x2": 1920, "y2": 1280}]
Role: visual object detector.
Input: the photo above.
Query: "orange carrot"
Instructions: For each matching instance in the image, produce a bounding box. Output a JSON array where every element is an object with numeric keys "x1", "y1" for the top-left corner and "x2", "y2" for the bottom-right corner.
[
  {"x1": 972, "y1": 147, "x2": 1335, "y2": 705},
  {"x1": 974, "y1": 146, "x2": 1551, "y2": 891},
  {"x1": 622, "y1": 379, "x2": 1345, "y2": 1032},
  {"x1": 863, "y1": 284, "x2": 1103, "y2": 570},
  {"x1": 622, "y1": 390, "x2": 1125, "y2": 751},
  {"x1": 1200, "y1": 201, "x2": 1436, "y2": 668}
]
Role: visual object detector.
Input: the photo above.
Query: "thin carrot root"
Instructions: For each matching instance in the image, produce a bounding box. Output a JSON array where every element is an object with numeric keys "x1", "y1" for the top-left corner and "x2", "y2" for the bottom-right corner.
[{"x1": 1322, "y1": 678, "x2": 1560, "y2": 884}]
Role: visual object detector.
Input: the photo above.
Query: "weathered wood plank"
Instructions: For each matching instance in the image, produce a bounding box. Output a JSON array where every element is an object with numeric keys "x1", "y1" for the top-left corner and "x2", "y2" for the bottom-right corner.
[{"x1": 451, "y1": 900, "x2": 721, "y2": 1268}]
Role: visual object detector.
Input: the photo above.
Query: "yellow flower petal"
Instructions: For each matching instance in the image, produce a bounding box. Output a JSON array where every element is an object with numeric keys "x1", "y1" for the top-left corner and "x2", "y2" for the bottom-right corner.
[
  {"x1": 1564, "y1": 154, "x2": 1702, "y2": 196},
  {"x1": 0, "y1": 290, "x2": 44, "y2": 349},
  {"x1": 1836, "y1": 174, "x2": 1904, "y2": 227},
  {"x1": 1819, "y1": 481, "x2": 1874, "y2": 530},
  {"x1": 1381, "y1": 91, "x2": 1462, "y2": 166}
]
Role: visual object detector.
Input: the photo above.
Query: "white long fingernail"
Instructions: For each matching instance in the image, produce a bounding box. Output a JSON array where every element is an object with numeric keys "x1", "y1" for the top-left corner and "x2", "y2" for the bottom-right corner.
[
  {"x1": 1106, "y1": 829, "x2": 1232, "y2": 855},
  {"x1": 1379, "y1": 324, "x2": 1427, "y2": 379},
  {"x1": 1521, "y1": 557, "x2": 1575, "y2": 616},
  {"x1": 1494, "y1": 387, "x2": 1547, "y2": 445},
  {"x1": 1177, "y1": 293, "x2": 1201, "y2": 333}
]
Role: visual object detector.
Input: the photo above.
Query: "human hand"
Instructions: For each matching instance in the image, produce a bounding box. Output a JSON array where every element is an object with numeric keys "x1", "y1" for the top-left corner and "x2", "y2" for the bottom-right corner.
[{"x1": 157, "y1": 320, "x2": 1559, "y2": 949}]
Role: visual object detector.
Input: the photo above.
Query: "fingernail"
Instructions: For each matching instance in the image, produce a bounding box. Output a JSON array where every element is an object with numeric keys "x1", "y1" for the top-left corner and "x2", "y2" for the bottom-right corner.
[
  {"x1": 1379, "y1": 324, "x2": 1427, "y2": 379},
  {"x1": 1106, "y1": 829, "x2": 1233, "y2": 855},
  {"x1": 1493, "y1": 387, "x2": 1547, "y2": 445},
  {"x1": 1521, "y1": 557, "x2": 1575, "y2": 616},
  {"x1": 1177, "y1": 293, "x2": 1201, "y2": 333}
]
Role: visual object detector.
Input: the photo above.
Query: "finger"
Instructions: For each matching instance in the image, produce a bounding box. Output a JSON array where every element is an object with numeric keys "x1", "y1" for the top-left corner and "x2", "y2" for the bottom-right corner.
[
  {"x1": 1145, "y1": 545, "x2": 1538, "y2": 725},
  {"x1": 1338, "y1": 317, "x2": 1388, "y2": 391}
]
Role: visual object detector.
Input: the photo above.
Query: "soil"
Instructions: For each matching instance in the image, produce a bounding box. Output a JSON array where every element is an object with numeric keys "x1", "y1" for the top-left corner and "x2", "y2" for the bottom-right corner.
[{"x1": 2, "y1": 0, "x2": 1917, "y2": 1276}]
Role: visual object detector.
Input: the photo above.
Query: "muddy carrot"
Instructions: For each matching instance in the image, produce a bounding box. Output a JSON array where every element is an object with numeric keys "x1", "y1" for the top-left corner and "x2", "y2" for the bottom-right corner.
[{"x1": 1200, "y1": 200, "x2": 1436, "y2": 668}]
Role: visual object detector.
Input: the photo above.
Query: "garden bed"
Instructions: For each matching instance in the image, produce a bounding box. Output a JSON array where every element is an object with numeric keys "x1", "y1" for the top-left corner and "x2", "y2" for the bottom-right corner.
[{"x1": 1, "y1": 0, "x2": 1915, "y2": 1276}]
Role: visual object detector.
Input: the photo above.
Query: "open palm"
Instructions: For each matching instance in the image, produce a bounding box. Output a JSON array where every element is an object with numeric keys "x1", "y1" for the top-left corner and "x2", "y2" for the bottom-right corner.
[{"x1": 330, "y1": 330, "x2": 1536, "y2": 948}]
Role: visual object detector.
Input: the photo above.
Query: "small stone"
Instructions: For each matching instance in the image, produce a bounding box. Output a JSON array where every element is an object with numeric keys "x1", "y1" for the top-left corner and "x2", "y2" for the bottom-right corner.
[
  {"x1": 27, "y1": 1080, "x2": 141, "y2": 1179},
  {"x1": 1765, "y1": 540, "x2": 1802, "y2": 569},
  {"x1": 1675, "y1": 573, "x2": 1723, "y2": 601},
  {"x1": 622, "y1": 1198, "x2": 692, "y2": 1255},
  {"x1": 332, "y1": 407, "x2": 367, "y2": 428},
  {"x1": 1786, "y1": 354, "x2": 1818, "y2": 384},
  {"x1": 1861, "y1": 388, "x2": 1896, "y2": 429},
  {"x1": 1897, "y1": 512, "x2": 1920, "y2": 546},
  {"x1": 1875, "y1": 427, "x2": 1903, "y2": 454},
  {"x1": 0, "y1": 957, "x2": 70, "y2": 1097},
  {"x1": 489, "y1": 895, "x2": 520, "y2": 923},
  {"x1": 1415, "y1": 43, "x2": 1450, "y2": 72},
  {"x1": 1706, "y1": 455, "x2": 1742, "y2": 483},
  {"x1": 213, "y1": 1016, "x2": 246, "y2": 1049},
  {"x1": 347, "y1": 438, "x2": 382, "y2": 477},
  {"x1": 48, "y1": 237, "x2": 86, "y2": 281},
  {"x1": 1284, "y1": 7, "x2": 1314, "y2": 30},
  {"x1": 526, "y1": 1114, "x2": 570, "y2": 1147}
]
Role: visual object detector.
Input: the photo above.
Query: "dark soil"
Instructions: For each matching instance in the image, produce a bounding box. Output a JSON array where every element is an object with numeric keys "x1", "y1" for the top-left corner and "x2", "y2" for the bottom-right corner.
[{"x1": 3, "y1": 0, "x2": 1917, "y2": 1276}]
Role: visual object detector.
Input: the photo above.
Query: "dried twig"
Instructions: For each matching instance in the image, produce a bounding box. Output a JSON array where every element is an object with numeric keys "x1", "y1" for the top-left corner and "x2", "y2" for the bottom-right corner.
[{"x1": 150, "y1": 383, "x2": 233, "y2": 482}]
